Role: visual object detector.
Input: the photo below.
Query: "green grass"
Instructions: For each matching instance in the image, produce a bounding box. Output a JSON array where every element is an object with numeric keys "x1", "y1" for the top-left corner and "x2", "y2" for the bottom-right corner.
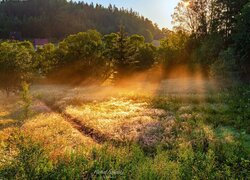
[
  {"x1": 0, "y1": 82, "x2": 249, "y2": 179},
  {"x1": 152, "y1": 85, "x2": 250, "y2": 133},
  {"x1": 1, "y1": 132, "x2": 249, "y2": 179}
]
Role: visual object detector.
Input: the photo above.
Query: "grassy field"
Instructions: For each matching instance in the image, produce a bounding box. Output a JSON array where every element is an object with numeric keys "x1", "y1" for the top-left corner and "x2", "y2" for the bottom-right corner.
[{"x1": 0, "y1": 78, "x2": 249, "y2": 179}]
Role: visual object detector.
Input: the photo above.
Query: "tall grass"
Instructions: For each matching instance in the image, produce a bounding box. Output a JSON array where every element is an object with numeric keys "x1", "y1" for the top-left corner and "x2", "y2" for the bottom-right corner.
[
  {"x1": 1, "y1": 126, "x2": 249, "y2": 179},
  {"x1": 0, "y1": 84, "x2": 249, "y2": 179}
]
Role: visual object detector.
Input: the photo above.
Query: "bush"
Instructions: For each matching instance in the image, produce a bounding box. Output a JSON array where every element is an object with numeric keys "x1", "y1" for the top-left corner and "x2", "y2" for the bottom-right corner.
[{"x1": 210, "y1": 48, "x2": 240, "y2": 82}]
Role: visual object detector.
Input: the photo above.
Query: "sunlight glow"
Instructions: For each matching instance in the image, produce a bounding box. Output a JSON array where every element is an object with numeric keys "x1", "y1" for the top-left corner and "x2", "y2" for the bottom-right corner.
[{"x1": 183, "y1": 1, "x2": 190, "y2": 8}]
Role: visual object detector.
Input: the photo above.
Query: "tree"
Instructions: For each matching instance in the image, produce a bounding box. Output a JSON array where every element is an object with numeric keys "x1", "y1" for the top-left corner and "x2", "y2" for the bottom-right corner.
[
  {"x1": 58, "y1": 30, "x2": 103, "y2": 63},
  {"x1": 192, "y1": 34, "x2": 224, "y2": 68},
  {"x1": 102, "y1": 28, "x2": 156, "y2": 80},
  {"x1": 212, "y1": 0, "x2": 249, "y2": 41},
  {"x1": 35, "y1": 43, "x2": 58, "y2": 76},
  {"x1": 126, "y1": 34, "x2": 155, "y2": 71},
  {"x1": 172, "y1": 0, "x2": 211, "y2": 37},
  {"x1": 234, "y1": 2, "x2": 250, "y2": 80},
  {"x1": 171, "y1": 0, "x2": 249, "y2": 79},
  {"x1": 113, "y1": 26, "x2": 130, "y2": 79},
  {"x1": 135, "y1": 43, "x2": 156, "y2": 71},
  {"x1": 172, "y1": 0, "x2": 248, "y2": 40},
  {"x1": 52, "y1": 30, "x2": 111, "y2": 84},
  {"x1": 127, "y1": 34, "x2": 145, "y2": 59},
  {"x1": 159, "y1": 31, "x2": 189, "y2": 68},
  {"x1": 0, "y1": 41, "x2": 34, "y2": 95},
  {"x1": 0, "y1": 0, "x2": 163, "y2": 40}
]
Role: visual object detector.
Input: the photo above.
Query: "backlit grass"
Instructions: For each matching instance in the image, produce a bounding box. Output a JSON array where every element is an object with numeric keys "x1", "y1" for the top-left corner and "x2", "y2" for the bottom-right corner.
[{"x1": 0, "y1": 79, "x2": 249, "y2": 179}]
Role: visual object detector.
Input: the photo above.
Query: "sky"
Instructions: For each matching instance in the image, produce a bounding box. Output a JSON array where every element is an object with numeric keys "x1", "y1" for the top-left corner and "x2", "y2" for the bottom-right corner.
[{"x1": 73, "y1": 0, "x2": 180, "y2": 29}]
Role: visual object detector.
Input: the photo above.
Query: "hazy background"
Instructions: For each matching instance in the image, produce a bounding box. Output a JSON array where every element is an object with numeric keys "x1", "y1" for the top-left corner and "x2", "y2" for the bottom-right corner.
[{"x1": 73, "y1": 0, "x2": 180, "y2": 29}]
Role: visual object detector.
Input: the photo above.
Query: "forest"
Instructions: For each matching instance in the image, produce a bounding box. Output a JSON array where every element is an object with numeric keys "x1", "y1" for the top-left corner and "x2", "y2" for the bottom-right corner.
[
  {"x1": 0, "y1": 0, "x2": 249, "y2": 179},
  {"x1": 0, "y1": 0, "x2": 162, "y2": 41}
]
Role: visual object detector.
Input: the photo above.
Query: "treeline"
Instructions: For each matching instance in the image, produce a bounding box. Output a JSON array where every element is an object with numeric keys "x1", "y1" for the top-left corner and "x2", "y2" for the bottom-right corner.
[
  {"x1": 0, "y1": 0, "x2": 163, "y2": 41},
  {"x1": 0, "y1": 28, "x2": 158, "y2": 94},
  {"x1": 165, "y1": 0, "x2": 250, "y2": 81},
  {"x1": 0, "y1": 0, "x2": 249, "y2": 95}
]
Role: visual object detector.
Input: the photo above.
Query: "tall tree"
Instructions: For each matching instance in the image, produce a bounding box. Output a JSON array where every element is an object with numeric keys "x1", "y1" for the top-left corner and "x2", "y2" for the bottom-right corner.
[
  {"x1": 234, "y1": 1, "x2": 250, "y2": 79},
  {"x1": 172, "y1": 0, "x2": 211, "y2": 38},
  {"x1": 212, "y1": 0, "x2": 249, "y2": 41}
]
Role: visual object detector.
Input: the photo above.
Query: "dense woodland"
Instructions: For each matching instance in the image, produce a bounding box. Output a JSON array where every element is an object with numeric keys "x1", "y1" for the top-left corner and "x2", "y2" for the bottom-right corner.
[
  {"x1": 0, "y1": 0, "x2": 250, "y2": 94},
  {"x1": 170, "y1": 0, "x2": 250, "y2": 81},
  {"x1": 0, "y1": 0, "x2": 162, "y2": 41}
]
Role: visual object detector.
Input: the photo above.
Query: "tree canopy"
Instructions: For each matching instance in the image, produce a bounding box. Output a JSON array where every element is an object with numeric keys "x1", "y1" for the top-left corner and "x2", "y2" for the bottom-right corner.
[
  {"x1": 0, "y1": 0, "x2": 163, "y2": 41},
  {"x1": 170, "y1": 0, "x2": 250, "y2": 80}
]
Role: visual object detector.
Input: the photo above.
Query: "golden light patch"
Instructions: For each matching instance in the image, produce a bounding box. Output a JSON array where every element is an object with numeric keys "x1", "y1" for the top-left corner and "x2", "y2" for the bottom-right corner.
[
  {"x1": 65, "y1": 97, "x2": 167, "y2": 142},
  {"x1": 22, "y1": 113, "x2": 99, "y2": 159}
]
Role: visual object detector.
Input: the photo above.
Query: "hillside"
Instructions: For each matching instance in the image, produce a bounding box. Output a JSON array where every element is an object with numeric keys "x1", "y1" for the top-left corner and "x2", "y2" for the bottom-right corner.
[{"x1": 0, "y1": 0, "x2": 163, "y2": 41}]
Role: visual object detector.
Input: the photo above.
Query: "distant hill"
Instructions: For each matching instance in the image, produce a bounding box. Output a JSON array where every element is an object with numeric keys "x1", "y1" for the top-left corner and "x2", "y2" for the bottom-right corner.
[{"x1": 0, "y1": 0, "x2": 164, "y2": 41}]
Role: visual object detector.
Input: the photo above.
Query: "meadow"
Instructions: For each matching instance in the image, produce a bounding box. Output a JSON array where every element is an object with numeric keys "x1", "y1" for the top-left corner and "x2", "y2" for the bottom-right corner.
[
  {"x1": 0, "y1": 0, "x2": 249, "y2": 179},
  {"x1": 0, "y1": 78, "x2": 249, "y2": 179}
]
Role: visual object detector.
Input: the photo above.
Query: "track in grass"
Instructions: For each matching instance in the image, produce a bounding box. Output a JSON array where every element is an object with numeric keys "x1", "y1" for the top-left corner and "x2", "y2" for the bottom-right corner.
[{"x1": 42, "y1": 99, "x2": 126, "y2": 145}]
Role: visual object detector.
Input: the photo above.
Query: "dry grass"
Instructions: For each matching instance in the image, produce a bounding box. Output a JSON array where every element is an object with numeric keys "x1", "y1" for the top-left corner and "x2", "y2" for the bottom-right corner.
[
  {"x1": 65, "y1": 97, "x2": 169, "y2": 142},
  {"x1": 22, "y1": 113, "x2": 99, "y2": 159},
  {"x1": 0, "y1": 94, "x2": 19, "y2": 130},
  {"x1": 0, "y1": 112, "x2": 99, "y2": 168},
  {"x1": 0, "y1": 92, "x2": 100, "y2": 166},
  {"x1": 0, "y1": 79, "x2": 249, "y2": 179},
  {"x1": 30, "y1": 83, "x2": 181, "y2": 146},
  {"x1": 26, "y1": 79, "x2": 221, "y2": 147}
]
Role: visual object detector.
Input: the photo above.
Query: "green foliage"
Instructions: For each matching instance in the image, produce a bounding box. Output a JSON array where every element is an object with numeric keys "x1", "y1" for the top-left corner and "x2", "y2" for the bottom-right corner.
[
  {"x1": 1, "y1": 130, "x2": 249, "y2": 179},
  {"x1": 159, "y1": 31, "x2": 189, "y2": 69},
  {"x1": 1, "y1": 132, "x2": 53, "y2": 179},
  {"x1": 172, "y1": 0, "x2": 248, "y2": 39},
  {"x1": 153, "y1": 85, "x2": 250, "y2": 133},
  {"x1": 171, "y1": 0, "x2": 249, "y2": 80},
  {"x1": 0, "y1": 41, "x2": 35, "y2": 95},
  {"x1": 102, "y1": 28, "x2": 156, "y2": 80},
  {"x1": 114, "y1": 26, "x2": 130, "y2": 78},
  {"x1": 0, "y1": 27, "x2": 158, "y2": 88},
  {"x1": 103, "y1": 27, "x2": 141, "y2": 79},
  {"x1": 50, "y1": 153, "x2": 88, "y2": 179},
  {"x1": 52, "y1": 30, "x2": 111, "y2": 84},
  {"x1": 0, "y1": 0, "x2": 162, "y2": 40},
  {"x1": 127, "y1": 34, "x2": 156, "y2": 72},
  {"x1": 234, "y1": 2, "x2": 250, "y2": 80},
  {"x1": 59, "y1": 30, "x2": 103, "y2": 62},
  {"x1": 212, "y1": 0, "x2": 249, "y2": 40},
  {"x1": 35, "y1": 43, "x2": 58, "y2": 76},
  {"x1": 193, "y1": 34, "x2": 224, "y2": 66},
  {"x1": 135, "y1": 43, "x2": 156, "y2": 71},
  {"x1": 210, "y1": 48, "x2": 240, "y2": 82}
]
